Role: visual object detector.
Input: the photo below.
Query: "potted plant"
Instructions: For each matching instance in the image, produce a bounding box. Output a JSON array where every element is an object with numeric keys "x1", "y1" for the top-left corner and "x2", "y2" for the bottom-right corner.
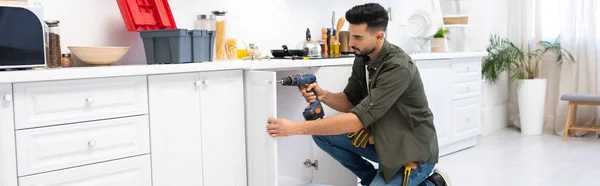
[
  {"x1": 431, "y1": 27, "x2": 449, "y2": 52},
  {"x1": 482, "y1": 34, "x2": 575, "y2": 135}
]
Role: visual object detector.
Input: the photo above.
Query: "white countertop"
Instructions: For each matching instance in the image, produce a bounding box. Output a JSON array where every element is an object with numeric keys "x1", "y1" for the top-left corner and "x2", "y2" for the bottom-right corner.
[{"x1": 0, "y1": 52, "x2": 486, "y2": 83}]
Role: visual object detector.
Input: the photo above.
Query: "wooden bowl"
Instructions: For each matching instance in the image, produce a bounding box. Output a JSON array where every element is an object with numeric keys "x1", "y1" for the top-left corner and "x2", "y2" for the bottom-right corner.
[{"x1": 67, "y1": 46, "x2": 130, "y2": 65}]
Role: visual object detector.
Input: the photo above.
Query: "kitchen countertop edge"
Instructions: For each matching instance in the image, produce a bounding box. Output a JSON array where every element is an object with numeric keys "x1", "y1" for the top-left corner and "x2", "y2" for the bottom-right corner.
[{"x1": 0, "y1": 52, "x2": 487, "y2": 84}]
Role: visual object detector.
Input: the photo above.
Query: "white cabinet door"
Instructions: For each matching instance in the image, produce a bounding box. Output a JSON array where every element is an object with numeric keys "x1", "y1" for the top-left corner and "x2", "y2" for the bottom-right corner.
[
  {"x1": 148, "y1": 73, "x2": 203, "y2": 186},
  {"x1": 451, "y1": 97, "x2": 481, "y2": 142},
  {"x1": 0, "y1": 84, "x2": 16, "y2": 186},
  {"x1": 198, "y1": 70, "x2": 247, "y2": 186},
  {"x1": 310, "y1": 66, "x2": 358, "y2": 186},
  {"x1": 244, "y1": 71, "x2": 278, "y2": 186},
  {"x1": 416, "y1": 60, "x2": 454, "y2": 147}
]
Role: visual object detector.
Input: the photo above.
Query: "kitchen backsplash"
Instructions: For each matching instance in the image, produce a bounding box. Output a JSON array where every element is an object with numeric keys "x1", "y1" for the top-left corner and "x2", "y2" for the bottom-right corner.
[{"x1": 28, "y1": 0, "x2": 508, "y2": 66}]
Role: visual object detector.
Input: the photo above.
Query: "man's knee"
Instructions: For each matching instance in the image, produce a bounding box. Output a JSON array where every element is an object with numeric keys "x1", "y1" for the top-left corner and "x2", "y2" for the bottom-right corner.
[{"x1": 312, "y1": 135, "x2": 329, "y2": 147}]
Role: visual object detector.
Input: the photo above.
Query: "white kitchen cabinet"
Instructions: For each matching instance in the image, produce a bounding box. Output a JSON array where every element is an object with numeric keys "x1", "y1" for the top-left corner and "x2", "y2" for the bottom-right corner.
[
  {"x1": 244, "y1": 66, "x2": 357, "y2": 186},
  {"x1": 416, "y1": 58, "x2": 482, "y2": 156},
  {"x1": 148, "y1": 70, "x2": 246, "y2": 186},
  {"x1": 0, "y1": 84, "x2": 17, "y2": 186}
]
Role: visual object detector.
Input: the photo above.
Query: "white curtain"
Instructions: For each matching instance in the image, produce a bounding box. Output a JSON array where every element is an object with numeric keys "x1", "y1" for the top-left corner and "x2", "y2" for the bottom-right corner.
[
  {"x1": 507, "y1": 0, "x2": 599, "y2": 136},
  {"x1": 548, "y1": 0, "x2": 598, "y2": 136}
]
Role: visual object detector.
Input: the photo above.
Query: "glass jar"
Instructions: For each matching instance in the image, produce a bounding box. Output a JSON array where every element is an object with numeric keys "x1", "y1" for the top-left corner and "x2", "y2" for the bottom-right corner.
[
  {"x1": 61, "y1": 53, "x2": 73, "y2": 67},
  {"x1": 212, "y1": 11, "x2": 227, "y2": 61},
  {"x1": 196, "y1": 14, "x2": 216, "y2": 31},
  {"x1": 45, "y1": 20, "x2": 61, "y2": 68}
]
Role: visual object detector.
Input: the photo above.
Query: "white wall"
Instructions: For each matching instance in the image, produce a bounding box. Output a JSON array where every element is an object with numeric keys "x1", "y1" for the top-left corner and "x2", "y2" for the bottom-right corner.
[{"x1": 29, "y1": 0, "x2": 508, "y2": 66}]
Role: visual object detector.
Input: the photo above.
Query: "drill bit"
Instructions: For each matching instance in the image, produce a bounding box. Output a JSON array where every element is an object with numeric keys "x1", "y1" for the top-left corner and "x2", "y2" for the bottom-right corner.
[{"x1": 276, "y1": 80, "x2": 283, "y2": 84}]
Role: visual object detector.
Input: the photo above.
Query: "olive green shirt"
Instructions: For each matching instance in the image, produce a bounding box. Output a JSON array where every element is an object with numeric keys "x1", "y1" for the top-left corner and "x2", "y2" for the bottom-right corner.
[{"x1": 344, "y1": 40, "x2": 439, "y2": 183}]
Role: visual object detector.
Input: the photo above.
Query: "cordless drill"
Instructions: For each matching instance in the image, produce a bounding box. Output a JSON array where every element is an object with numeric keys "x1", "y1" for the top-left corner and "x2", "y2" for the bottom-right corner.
[{"x1": 277, "y1": 73, "x2": 325, "y2": 121}]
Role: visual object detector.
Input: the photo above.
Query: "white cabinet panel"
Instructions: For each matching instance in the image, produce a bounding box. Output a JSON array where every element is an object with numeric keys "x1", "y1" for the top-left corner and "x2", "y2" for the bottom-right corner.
[
  {"x1": 417, "y1": 60, "x2": 454, "y2": 147},
  {"x1": 19, "y1": 155, "x2": 151, "y2": 186},
  {"x1": 16, "y1": 115, "x2": 150, "y2": 176},
  {"x1": 198, "y1": 70, "x2": 247, "y2": 186},
  {"x1": 148, "y1": 72, "x2": 203, "y2": 186},
  {"x1": 0, "y1": 84, "x2": 16, "y2": 186},
  {"x1": 452, "y1": 97, "x2": 481, "y2": 142},
  {"x1": 244, "y1": 70, "x2": 278, "y2": 186},
  {"x1": 13, "y1": 76, "x2": 148, "y2": 129}
]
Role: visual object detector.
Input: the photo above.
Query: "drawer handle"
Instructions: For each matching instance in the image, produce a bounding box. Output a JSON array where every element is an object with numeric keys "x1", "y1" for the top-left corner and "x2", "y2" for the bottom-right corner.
[
  {"x1": 466, "y1": 66, "x2": 471, "y2": 70},
  {"x1": 86, "y1": 97, "x2": 95, "y2": 104},
  {"x1": 3, "y1": 94, "x2": 12, "y2": 102},
  {"x1": 194, "y1": 81, "x2": 202, "y2": 87},
  {"x1": 88, "y1": 140, "x2": 97, "y2": 147},
  {"x1": 203, "y1": 80, "x2": 209, "y2": 85},
  {"x1": 266, "y1": 80, "x2": 272, "y2": 84}
]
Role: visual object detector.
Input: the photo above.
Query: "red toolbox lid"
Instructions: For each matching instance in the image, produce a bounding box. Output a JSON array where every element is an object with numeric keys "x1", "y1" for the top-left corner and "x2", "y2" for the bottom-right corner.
[{"x1": 116, "y1": 0, "x2": 177, "y2": 32}]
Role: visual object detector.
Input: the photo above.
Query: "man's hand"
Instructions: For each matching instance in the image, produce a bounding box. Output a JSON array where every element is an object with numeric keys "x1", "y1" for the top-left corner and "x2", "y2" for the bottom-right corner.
[
  {"x1": 266, "y1": 117, "x2": 304, "y2": 137},
  {"x1": 301, "y1": 83, "x2": 328, "y2": 103}
]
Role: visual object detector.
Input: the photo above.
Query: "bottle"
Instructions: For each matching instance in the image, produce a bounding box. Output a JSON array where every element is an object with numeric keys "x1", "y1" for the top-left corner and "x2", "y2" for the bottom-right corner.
[
  {"x1": 45, "y1": 20, "x2": 61, "y2": 68},
  {"x1": 332, "y1": 39, "x2": 341, "y2": 57},
  {"x1": 61, "y1": 53, "x2": 73, "y2": 67},
  {"x1": 212, "y1": 11, "x2": 228, "y2": 61}
]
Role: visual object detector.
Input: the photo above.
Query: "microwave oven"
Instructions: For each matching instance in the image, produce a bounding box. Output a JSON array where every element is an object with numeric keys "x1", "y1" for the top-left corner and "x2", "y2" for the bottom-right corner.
[{"x1": 0, "y1": 4, "x2": 46, "y2": 69}]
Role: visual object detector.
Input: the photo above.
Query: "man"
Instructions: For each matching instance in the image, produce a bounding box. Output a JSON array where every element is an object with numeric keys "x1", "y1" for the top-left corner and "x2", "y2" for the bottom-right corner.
[{"x1": 266, "y1": 3, "x2": 451, "y2": 186}]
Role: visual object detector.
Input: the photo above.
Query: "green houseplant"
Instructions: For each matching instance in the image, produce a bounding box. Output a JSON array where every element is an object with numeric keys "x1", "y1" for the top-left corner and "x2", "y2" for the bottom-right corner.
[
  {"x1": 482, "y1": 34, "x2": 575, "y2": 135},
  {"x1": 431, "y1": 27, "x2": 449, "y2": 52}
]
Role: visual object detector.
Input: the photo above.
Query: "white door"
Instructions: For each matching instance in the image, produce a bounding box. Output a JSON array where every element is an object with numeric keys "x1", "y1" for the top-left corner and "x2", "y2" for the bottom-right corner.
[
  {"x1": 244, "y1": 71, "x2": 278, "y2": 186},
  {"x1": 310, "y1": 66, "x2": 359, "y2": 186},
  {"x1": 148, "y1": 73, "x2": 203, "y2": 186},
  {"x1": 416, "y1": 60, "x2": 454, "y2": 147},
  {"x1": 0, "y1": 84, "x2": 16, "y2": 186},
  {"x1": 198, "y1": 70, "x2": 247, "y2": 186}
]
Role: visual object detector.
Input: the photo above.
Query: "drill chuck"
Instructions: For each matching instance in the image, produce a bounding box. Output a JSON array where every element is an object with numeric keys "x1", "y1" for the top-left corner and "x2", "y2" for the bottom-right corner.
[{"x1": 278, "y1": 76, "x2": 298, "y2": 86}]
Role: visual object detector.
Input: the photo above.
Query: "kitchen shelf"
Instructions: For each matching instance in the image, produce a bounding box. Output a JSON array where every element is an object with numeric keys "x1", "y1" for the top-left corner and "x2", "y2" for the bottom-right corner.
[{"x1": 443, "y1": 24, "x2": 474, "y2": 28}]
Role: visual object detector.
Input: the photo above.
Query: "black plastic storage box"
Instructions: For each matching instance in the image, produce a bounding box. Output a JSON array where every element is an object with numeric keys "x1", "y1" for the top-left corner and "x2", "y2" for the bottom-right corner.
[{"x1": 140, "y1": 28, "x2": 213, "y2": 64}]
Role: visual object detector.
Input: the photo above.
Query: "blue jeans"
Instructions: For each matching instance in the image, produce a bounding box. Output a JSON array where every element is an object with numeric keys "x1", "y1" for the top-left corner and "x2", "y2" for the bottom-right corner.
[{"x1": 312, "y1": 134, "x2": 435, "y2": 186}]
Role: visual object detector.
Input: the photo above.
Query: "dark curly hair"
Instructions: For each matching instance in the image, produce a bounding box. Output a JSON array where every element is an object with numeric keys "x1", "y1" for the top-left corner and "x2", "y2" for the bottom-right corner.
[{"x1": 345, "y1": 3, "x2": 389, "y2": 33}]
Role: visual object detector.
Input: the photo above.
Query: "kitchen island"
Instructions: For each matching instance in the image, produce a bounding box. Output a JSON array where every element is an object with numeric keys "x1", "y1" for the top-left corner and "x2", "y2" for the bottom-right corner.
[{"x1": 0, "y1": 52, "x2": 486, "y2": 186}]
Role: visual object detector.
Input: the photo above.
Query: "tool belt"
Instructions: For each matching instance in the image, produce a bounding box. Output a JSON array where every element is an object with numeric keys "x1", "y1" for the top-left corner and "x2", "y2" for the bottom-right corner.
[{"x1": 347, "y1": 128, "x2": 374, "y2": 148}]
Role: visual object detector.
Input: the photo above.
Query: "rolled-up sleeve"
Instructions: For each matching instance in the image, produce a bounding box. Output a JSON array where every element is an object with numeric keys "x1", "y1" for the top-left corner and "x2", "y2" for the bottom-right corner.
[
  {"x1": 350, "y1": 63, "x2": 412, "y2": 128},
  {"x1": 343, "y1": 69, "x2": 362, "y2": 107}
]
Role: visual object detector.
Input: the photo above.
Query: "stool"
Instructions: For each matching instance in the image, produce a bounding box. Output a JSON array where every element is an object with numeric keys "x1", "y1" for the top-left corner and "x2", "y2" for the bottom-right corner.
[{"x1": 561, "y1": 93, "x2": 600, "y2": 141}]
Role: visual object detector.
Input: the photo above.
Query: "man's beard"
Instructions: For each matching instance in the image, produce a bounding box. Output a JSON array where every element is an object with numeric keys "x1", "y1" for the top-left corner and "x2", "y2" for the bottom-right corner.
[{"x1": 352, "y1": 46, "x2": 375, "y2": 58}]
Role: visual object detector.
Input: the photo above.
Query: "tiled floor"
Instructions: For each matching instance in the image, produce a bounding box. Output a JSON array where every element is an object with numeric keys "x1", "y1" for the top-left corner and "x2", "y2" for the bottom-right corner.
[{"x1": 437, "y1": 128, "x2": 600, "y2": 186}]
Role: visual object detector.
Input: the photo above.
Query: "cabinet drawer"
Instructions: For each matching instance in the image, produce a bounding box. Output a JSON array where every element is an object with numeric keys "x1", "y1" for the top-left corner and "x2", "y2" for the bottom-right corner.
[
  {"x1": 452, "y1": 59, "x2": 481, "y2": 83},
  {"x1": 452, "y1": 81, "x2": 481, "y2": 100},
  {"x1": 14, "y1": 76, "x2": 149, "y2": 129},
  {"x1": 19, "y1": 155, "x2": 151, "y2": 186},
  {"x1": 16, "y1": 115, "x2": 150, "y2": 176}
]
